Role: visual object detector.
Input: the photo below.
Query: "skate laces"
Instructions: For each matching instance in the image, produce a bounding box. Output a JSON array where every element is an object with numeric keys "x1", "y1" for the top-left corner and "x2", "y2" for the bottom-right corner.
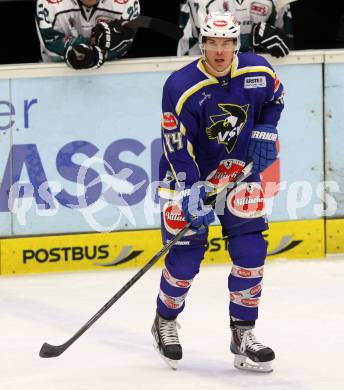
[
  {"x1": 159, "y1": 318, "x2": 180, "y2": 346},
  {"x1": 239, "y1": 329, "x2": 266, "y2": 354}
]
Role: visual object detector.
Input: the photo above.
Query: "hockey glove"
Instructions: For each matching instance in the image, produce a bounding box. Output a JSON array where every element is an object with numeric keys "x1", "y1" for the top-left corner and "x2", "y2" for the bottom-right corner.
[
  {"x1": 252, "y1": 22, "x2": 289, "y2": 58},
  {"x1": 181, "y1": 185, "x2": 215, "y2": 234},
  {"x1": 91, "y1": 20, "x2": 135, "y2": 52},
  {"x1": 65, "y1": 44, "x2": 104, "y2": 70},
  {"x1": 247, "y1": 124, "x2": 278, "y2": 174}
]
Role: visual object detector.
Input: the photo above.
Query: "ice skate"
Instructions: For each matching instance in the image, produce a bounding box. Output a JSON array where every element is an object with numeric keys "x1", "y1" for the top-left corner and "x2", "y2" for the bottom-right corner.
[
  {"x1": 151, "y1": 311, "x2": 182, "y2": 370},
  {"x1": 230, "y1": 322, "x2": 275, "y2": 373}
]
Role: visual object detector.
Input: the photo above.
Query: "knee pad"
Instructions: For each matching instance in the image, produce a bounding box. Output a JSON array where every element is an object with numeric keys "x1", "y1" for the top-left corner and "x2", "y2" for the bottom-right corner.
[
  {"x1": 165, "y1": 245, "x2": 207, "y2": 280},
  {"x1": 228, "y1": 232, "x2": 267, "y2": 268}
]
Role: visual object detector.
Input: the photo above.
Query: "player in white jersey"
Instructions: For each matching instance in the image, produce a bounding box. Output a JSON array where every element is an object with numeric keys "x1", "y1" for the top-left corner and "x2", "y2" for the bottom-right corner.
[
  {"x1": 177, "y1": 0, "x2": 295, "y2": 57},
  {"x1": 36, "y1": 0, "x2": 140, "y2": 69}
]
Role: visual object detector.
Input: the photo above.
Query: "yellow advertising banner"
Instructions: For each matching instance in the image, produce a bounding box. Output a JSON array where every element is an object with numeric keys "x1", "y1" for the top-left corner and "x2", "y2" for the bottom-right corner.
[
  {"x1": 0, "y1": 219, "x2": 325, "y2": 276},
  {"x1": 326, "y1": 219, "x2": 344, "y2": 254}
]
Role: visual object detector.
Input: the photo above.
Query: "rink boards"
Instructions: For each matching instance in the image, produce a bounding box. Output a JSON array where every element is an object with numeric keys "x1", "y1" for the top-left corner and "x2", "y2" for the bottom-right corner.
[
  {"x1": 0, "y1": 218, "x2": 336, "y2": 275},
  {"x1": 0, "y1": 52, "x2": 344, "y2": 275}
]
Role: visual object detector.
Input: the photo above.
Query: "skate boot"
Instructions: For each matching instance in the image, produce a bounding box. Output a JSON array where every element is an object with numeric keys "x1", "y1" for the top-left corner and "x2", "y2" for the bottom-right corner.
[
  {"x1": 230, "y1": 320, "x2": 275, "y2": 373},
  {"x1": 151, "y1": 311, "x2": 182, "y2": 370}
]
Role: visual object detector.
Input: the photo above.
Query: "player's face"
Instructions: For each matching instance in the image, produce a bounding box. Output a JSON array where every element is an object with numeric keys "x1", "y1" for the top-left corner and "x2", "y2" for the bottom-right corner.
[
  {"x1": 204, "y1": 37, "x2": 236, "y2": 73},
  {"x1": 80, "y1": 0, "x2": 99, "y2": 7}
]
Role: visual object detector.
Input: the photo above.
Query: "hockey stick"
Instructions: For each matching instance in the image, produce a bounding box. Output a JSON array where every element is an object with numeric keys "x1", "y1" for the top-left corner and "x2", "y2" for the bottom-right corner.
[
  {"x1": 126, "y1": 16, "x2": 183, "y2": 40},
  {"x1": 39, "y1": 162, "x2": 253, "y2": 358}
]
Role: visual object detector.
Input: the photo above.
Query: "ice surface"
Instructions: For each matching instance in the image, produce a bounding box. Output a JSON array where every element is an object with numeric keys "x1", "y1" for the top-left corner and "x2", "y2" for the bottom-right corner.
[{"x1": 1, "y1": 257, "x2": 344, "y2": 390}]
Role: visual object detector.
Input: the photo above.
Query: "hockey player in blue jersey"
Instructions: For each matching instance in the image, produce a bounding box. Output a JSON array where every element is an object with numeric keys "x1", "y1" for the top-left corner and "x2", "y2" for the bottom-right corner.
[{"x1": 151, "y1": 11, "x2": 284, "y2": 373}]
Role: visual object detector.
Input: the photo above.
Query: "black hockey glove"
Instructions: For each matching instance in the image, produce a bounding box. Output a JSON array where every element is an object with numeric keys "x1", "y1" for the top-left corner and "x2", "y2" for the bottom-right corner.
[
  {"x1": 64, "y1": 44, "x2": 105, "y2": 70},
  {"x1": 91, "y1": 20, "x2": 135, "y2": 52},
  {"x1": 252, "y1": 22, "x2": 289, "y2": 58}
]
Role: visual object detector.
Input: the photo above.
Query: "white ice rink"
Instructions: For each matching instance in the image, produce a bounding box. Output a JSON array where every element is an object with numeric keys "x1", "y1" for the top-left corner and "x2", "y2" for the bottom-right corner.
[{"x1": 1, "y1": 257, "x2": 344, "y2": 390}]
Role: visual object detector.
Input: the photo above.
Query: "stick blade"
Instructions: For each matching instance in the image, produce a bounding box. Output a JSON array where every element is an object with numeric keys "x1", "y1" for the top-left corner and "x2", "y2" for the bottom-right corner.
[
  {"x1": 149, "y1": 18, "x2": 183, "y2": 40},
  {"x1": 39, "y1": 342, "x2": 66, "y2": 358},
  {"x1": 127, "y1": 16, "x2": 183, "y2": 40}
]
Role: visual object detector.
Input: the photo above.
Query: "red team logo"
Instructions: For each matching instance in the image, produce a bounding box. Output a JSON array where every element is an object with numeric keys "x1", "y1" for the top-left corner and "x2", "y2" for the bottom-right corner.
[
  {"x1": 162, "y1": 268, "x2": 170, "y2": 280},
  {"x1": 114, "y1": 0, "x2": 129, "y2": 4},
  {"x1": 176, "y1": 280, "x2": 191, "y2": 288},
  {"x1": 48, "y1": 0, "x2": 63, "y2": 3},
  {"x1": 162, "y1": 112, "x2": 178, "y2": 130},
  {"x1": 214, "y1": 20, "x2": 228, "y2": 27},
  {"x1": 207, "y1": 159, "x2": 245, "y2": 188},
  {"x1": 163, "y1": 201, "x2": 196, "y2": 236},
  {"x1": 241, "y1": 298, "x2": 260, "y2": 307},
  {"x1": 237, "y1": 268, "x2": 253, "y2": 277},
  {"x1": 249, "y1": 285, "x2": 262, "y2": 295},
  {"x1": 227, "y1": 182, "x2": 265, "y2": 218},
  {"x1": 164, "y1": 298, "x2": 179, "y2": 309}
]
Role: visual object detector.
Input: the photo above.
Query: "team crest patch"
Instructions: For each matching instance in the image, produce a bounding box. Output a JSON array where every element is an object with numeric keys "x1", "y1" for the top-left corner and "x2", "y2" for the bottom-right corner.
[
  {"x1": 162, "y1": 112, "x2": 178, "y2": 130},
  {"x1": 206, "y1": 103, "x2": 249, "y2": 154},
  {"x1": 244, "y1": 76, "x2": 266, "y2": 89}
]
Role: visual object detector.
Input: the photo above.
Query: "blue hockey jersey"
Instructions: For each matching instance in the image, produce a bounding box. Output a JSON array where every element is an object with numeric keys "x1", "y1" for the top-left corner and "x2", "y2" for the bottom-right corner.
[{"x1": 159, "y1": 51, "x2": 284, "y2": 194}]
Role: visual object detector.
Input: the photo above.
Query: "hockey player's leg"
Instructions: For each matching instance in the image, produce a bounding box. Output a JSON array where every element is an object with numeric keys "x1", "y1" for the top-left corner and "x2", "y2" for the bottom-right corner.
[
  {"x1": 227, "y1": 232, "x2": 275, "y2": 373},
  {"x1": 152, "y1": 244, "x2": 206, "y2": 369}
]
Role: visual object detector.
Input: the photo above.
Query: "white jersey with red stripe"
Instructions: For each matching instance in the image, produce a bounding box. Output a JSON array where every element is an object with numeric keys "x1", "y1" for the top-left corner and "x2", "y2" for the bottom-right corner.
[
  {"x1": 36, "y1": 0, "x2": 140, "y2": 62},
  {"x1": 177, "y1": 0, "x2": 295, "y2": 55}
]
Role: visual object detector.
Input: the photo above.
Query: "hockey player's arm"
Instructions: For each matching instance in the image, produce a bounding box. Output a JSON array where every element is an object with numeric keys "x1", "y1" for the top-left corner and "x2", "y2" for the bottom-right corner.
[
  {"x1": 36, "y1": 0, "x2": 88, "y2": 59},
  {"x1": 106, "y1": 0, "x2": 140, "y2": 60},
  {"x1": 161, "y1": 86, "x2": 201, "y2": 189},
  {"x1": 258, "y1": 72, "x2": 284, "y2": 127},
  {"x1": 247, "y1": 66, "x2": 284, "y2": 174}
]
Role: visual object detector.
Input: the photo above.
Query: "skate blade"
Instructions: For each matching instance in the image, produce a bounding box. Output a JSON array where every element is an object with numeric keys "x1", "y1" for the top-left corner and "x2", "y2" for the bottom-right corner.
[
  {"x1": 234, "y1": 354, "x2": 273, "y2": 373},
  {"x1": 153, "y1": 340, "x2": 179, "y2": 370}
]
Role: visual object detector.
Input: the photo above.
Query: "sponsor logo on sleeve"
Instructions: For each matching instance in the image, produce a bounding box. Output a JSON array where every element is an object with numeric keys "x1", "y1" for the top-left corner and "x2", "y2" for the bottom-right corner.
[
  {"x1": 274, "y1": 78, "x2": 281, "y2": 92},
  {"x1": 162, "y1": 112, "x2": 178, "y2": 130},
  {"x1": 244, "y1": 76, "x2": 266, "y2": 89},
  {"x1": 251, "y1": 2, "x2": 269, "y2": 16},
  {"x1": 96, "y1": 16, "x2": 112, "y2": 24}
]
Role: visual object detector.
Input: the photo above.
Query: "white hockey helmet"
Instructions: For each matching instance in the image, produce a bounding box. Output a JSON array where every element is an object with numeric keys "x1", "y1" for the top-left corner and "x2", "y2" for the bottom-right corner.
[{"x1": 200, "y1": 11, "x2": 240, "y2": 44}]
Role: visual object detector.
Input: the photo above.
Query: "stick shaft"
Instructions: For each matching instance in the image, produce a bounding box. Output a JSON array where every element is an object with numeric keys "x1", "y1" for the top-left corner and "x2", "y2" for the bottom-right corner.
[{"x1": 39, "y1": 162, "x2": 252, "y2": 358}]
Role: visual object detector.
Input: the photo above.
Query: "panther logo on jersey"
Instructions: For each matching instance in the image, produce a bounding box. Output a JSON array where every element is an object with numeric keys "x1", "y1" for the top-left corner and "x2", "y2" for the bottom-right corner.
[{"x1": 206, "y1": 103, "x2": 249, "y2": 154}]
